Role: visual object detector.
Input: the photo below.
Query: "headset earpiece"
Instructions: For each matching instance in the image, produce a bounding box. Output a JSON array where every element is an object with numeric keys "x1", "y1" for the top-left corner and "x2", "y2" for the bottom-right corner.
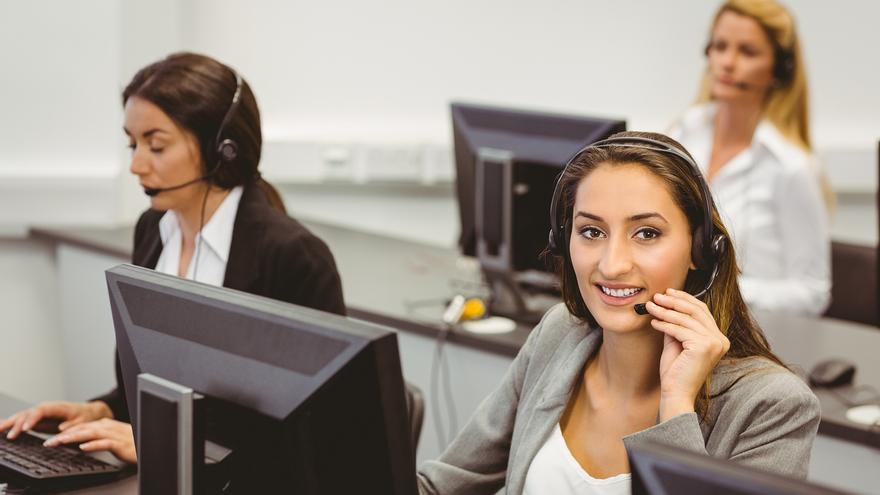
[
  {"x1": 217, "y1": 138, "x2": 239, "y2": 163},
  {"x1": 773, "y1": 47, "x2": 795, "y2": 86}
]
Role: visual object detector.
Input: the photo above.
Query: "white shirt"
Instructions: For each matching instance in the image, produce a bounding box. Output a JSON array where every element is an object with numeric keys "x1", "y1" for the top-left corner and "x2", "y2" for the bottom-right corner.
[
  {"x1": 523, "y1": 423, "x2": 631, "y2": 495},
  {"x1": 668, "y1": 104, "x2": 831, "y2": 315},
  {"x1": 154, "y1": 186, "x2": 244, "y2": 286}
]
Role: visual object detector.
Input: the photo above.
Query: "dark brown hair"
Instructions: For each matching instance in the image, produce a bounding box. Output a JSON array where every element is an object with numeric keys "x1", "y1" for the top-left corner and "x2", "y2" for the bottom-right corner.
[
  {"x1": 548, "y1": 130, "x2": 787, "y2": 417},
  {"x1": 122, "y1": 52, "x2": 286, "y2": 212}
]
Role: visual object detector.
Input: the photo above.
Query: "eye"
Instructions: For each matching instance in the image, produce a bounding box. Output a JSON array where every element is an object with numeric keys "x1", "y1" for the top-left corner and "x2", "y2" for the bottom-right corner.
[
  {"x1": 126, "y1": 143, "x2": 135, "y2": 151},
  {"x1": 578, "y1": 226, "x2": 605, "y2": 240},
  {"x1": 634, "y1": 227, "x2": 661, "y2": 240},
  {"x1": 149, "y1": 147, "x2": 165, "y2": 154},
  {"x1": 710, "y1": 40, "x2": 727, "y2": 52}
]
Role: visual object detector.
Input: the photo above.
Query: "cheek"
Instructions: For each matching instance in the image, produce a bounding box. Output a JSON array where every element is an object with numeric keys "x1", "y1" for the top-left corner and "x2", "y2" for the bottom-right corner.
[
  {"x1": 638, "y1": 242, "x2": 693, "y2": 290},
  {"x1": 157, "y1": 146, "x2": 201, "y2": 180}
]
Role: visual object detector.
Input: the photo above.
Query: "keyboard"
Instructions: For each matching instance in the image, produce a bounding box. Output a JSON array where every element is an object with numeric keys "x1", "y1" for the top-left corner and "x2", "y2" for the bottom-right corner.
[{"x1": 0, "y1": 431, "x2": 124, "y2": 487}]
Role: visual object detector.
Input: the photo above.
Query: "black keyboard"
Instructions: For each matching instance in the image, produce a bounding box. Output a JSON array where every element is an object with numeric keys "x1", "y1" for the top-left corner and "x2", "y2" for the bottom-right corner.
[{"x1": 0, "y1": 431, "x2": 124, "y2": 483}]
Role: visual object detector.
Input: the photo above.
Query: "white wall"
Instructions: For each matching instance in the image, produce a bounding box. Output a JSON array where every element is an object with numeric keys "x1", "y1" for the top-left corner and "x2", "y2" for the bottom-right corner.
[
  {"x1": 1, "y1": 0, "x2": 877, "y2": 235},
  {"x1": 184, "y1": 0, "x2": 879, "y2": 148}
]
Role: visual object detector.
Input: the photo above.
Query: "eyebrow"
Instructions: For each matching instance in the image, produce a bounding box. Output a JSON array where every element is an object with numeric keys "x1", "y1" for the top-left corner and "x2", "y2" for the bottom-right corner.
[
  {"x1": 575, "y1": 211, "x2": 669, "y2": 224},
  {"x1": 122, "y1": 127, "x2": 169, "y2": 139}
]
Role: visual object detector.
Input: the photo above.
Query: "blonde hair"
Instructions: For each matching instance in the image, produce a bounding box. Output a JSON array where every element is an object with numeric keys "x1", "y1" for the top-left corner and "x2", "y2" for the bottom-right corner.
[{"x1": 696, "y1": 0, "x2": 835, "y2": 210}]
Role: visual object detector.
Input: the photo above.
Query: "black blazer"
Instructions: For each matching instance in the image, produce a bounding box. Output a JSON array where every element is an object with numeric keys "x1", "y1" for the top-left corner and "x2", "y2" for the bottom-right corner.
[{"x1": 95, "y1": 182, "x2": 346, "y2": 421}]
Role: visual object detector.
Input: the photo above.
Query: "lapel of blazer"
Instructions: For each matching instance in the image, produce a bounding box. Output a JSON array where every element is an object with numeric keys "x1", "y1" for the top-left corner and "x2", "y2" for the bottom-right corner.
[
  {"x1": 507, "y1": 326, "x2": 602, "y2": 493},
  {"x1": 222, "y1": 182, "x2": 265, "y2": 292},
  {"x1": 132, "y1": 214, "x2": 163, "y2": 269}
]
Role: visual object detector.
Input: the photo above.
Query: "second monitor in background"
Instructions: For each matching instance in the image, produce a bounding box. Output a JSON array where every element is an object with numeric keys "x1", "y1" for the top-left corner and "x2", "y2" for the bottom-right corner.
[{"x1": 451, "y1": 102, "x2": 625, "y2": 323}]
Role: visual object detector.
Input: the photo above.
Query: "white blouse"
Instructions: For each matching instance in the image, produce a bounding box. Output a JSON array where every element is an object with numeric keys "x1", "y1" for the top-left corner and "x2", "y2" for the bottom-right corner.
[
  {"x1": 668, "y1": 104, "x2": 831, "y2": 316},
  {"x1": 155, "y1": 186, "x2": 243, "y2": 286},
  {"x1": 522, "y1": 424, "x2": 631, "y2": 495}
]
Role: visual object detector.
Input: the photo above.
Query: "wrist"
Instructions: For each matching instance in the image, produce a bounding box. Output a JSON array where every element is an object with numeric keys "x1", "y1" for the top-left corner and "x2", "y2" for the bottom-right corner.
[
  {"x1": 87, "y1": 401, "x2": 114, "y2": 421},
  {"x1": 658, "y1": 395, "x2": 695, "y2": 422}
]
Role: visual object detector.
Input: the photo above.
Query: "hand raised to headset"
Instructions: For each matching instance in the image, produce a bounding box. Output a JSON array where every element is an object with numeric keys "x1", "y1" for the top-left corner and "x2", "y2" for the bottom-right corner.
[
  {"x1": 644, "y1": 288, "x2": 730, "y2": 422},
  {"x1": 0, "y1": 400, "x2": 113, "y2": 440},
  {"x1": 43, "y1": 418, "x2": 137, "y2": 464}
]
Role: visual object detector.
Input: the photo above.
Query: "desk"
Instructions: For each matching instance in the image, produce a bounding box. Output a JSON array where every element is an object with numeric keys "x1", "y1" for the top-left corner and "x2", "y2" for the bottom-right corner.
[
  {"x1": 28, "y1": 221, "x2": 880, "y2": 492},
  {"x1": 0, "y1": 394, "x2": 137, "y2": 494}
]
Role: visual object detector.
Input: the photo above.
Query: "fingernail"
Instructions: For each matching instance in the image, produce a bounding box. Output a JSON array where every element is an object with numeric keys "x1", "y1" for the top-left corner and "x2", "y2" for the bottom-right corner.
[{"x1": 43, "y1": 437, "x2": 58, "y2": 447}]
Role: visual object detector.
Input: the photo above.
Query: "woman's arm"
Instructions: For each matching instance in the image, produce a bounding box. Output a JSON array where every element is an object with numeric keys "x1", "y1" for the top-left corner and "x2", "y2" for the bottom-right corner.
[
  {"x1": 623, "y1": 376, "x2": 820, "y2": 479},
  {"x1": 739, "y1": 163, "x2": 831, "y2": 315},
  {"x1": 417, "y1": 307, "x2": 554, "y2": 495}
]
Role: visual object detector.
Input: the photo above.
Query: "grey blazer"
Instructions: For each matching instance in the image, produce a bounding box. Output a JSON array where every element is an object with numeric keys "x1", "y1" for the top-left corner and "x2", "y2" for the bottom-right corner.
[{"x1": 417, "y1": 304, "x2": 820, "y2": 494}]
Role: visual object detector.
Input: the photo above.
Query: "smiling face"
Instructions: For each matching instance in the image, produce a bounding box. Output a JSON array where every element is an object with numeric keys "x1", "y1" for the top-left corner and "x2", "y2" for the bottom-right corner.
[
  {"x1": 569, "y1": 163, "x2": 695, "y2": 333},
  {"x1": 707, "y1": 9, "x2": 777, "y2": 102},
  {"x1": 124, "y1": 96, "x2": 206, "y2": 211}
]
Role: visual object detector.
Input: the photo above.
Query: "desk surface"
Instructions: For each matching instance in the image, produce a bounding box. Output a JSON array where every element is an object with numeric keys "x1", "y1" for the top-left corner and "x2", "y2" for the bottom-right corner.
[{"x1": 31, "y1": 222, "x2": 880, "y2": 450}]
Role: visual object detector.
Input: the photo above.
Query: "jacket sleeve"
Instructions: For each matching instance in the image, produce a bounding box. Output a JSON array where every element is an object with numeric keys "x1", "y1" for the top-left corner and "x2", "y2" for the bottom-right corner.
[
  {"x1": 623, "y1": 375, "x2": 820, "y2": 479},
  {"x1": 738, "y1": 161, "x2": 831, "y2": 315},
  {"x1": 416, "y1": 308, "x2": 554, "y2": 495}
]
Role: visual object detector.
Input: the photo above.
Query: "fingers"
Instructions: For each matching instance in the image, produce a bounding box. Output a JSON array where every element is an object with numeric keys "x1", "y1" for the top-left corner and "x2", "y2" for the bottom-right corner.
[
  {"x1": 652, "y1": 290, "x2": 715, "y2": 331},
  {"x1": 44, "y1": 419, "x2": 137, "y2": 464},
  {"x1": 6, "y1": 409, "x2": 45, "y2": 440}
]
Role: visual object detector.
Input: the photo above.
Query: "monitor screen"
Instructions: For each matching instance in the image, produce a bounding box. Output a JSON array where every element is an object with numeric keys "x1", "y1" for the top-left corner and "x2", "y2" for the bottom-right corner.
[
  {"x1": 106, "y1": 264, "x2": 416, "y2": 494},
  {"x1": 451, "y1": 102, "x2": 626, "y2": 273},
  {"x1": 628, "y1": 441, "x2": 846, "y2": 495}
]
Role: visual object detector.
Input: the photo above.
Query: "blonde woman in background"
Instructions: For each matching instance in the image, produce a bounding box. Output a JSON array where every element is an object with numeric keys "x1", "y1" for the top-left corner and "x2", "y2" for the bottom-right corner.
[{"x1": 668, "y1": 0, "x2": 832, "y2": 316}]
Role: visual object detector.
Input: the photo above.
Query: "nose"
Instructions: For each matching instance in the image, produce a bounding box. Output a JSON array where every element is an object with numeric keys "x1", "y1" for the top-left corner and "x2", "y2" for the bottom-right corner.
[
  {"x1": 715, "y1": 47, "x2": 737, "y2": 71},
  {"x1": 129, "y1": 145, "x2": 149, "y2": 177},
  {"x1": 598, "y1": 234, "x2": 634, "y2": 280}
]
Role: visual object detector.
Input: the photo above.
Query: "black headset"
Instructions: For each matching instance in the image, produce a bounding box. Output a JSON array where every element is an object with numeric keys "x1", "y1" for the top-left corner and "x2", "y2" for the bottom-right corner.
[
  {"x1": 547, "y1": 136, "x2": 726, "y2": 299},
  {"x1": 210, "y1": 70, "x2": 244, "y2": 174}
]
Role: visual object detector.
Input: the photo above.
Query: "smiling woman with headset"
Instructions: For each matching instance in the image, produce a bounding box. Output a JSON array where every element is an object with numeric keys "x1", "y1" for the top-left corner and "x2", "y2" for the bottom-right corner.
[
  {"x1": 416, "y1": 132, "x2": 820, "y2": 495},
  {"x1": 0, "y1": 52, "x2": 346, "y2": 463},
  {"x1": 668, "y1": 0, "x2": 832, "y2": 316}
]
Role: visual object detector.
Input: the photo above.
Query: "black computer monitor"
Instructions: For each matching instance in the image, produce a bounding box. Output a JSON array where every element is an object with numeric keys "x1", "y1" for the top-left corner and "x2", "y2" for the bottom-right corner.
[
  {"x1": 628, "y1": 441, "x2": 848, "y2": 495},
  {"x1": 451, "y1": 102, "x2": 625, "y2": 320},
  {"x1": 106, "y1": 264, "x2": 416, "y2": 494}
]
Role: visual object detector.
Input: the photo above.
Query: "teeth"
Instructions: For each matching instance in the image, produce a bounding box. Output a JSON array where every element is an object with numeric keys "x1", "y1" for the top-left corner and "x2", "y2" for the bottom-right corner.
[{"x1": 600, "y1": 286, "x2": 641, "y2": 298}]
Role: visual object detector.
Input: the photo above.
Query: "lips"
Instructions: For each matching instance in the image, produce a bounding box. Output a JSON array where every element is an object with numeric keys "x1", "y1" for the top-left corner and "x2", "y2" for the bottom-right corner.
[{"x1": 594, "y1": 283, "x2": 644, "y2": 307}]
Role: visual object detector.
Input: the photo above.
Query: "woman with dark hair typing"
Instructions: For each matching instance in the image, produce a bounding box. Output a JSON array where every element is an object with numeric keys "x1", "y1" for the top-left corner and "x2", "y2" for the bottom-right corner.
[
  {"x1": 417, "y1": 131, "x2": 819, "y2": 494},
  {"x1": 0, "y1": 53, "x2": 345, "y2": 463}
]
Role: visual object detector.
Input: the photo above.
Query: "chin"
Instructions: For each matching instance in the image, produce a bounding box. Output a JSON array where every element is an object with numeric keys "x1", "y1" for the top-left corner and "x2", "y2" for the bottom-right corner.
[{"x1": 587, "y1": 303, "x2": 649, "y2": 334}]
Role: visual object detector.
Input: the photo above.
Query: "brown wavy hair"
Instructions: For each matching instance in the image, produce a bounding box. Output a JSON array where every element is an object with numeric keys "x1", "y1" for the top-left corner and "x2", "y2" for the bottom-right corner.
[
  {"x1": 123, "y1": 52, "x2": 286, "y2": 212},
  {"x1": 547, "y1": 131, "x2": 787, "y2": 418}
]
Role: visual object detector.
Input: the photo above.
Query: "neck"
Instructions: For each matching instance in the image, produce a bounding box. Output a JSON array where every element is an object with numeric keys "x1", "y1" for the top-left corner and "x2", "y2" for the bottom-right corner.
[
  {"x1": 174, "y1": 185, "x2": 232, "y2": 243},
  {"x1": 589, "y1": 327, "x2": 664, "y2": 398},
  {"x1": 713, "y1": 99, "x2": 764, "y2": 145}
]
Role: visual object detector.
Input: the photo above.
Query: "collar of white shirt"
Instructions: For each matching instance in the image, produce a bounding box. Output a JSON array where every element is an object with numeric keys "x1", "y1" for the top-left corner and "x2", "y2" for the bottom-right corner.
[
  {"x1": 677, "y1": 103, "x2": 809, "y2": 175},
  {"x1": 158, "y1": 185, "x2": 244, "y2": 263}
]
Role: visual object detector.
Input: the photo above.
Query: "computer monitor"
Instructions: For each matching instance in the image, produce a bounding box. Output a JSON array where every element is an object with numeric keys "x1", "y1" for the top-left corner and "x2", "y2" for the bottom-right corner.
[
  {"x1": 451, "y1": 102, "x2": 625, "y2": 321},
  {"x1": 628, "y1": 441, "x2": 848, "y2": 495},
  {"x1": 106, "y1": 264, "x2": 416, "y2": 494}
]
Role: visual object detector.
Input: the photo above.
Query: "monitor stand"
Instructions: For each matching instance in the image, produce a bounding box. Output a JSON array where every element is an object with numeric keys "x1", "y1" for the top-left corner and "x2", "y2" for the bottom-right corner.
[
  {"x1": 482, "y1": 267, "x2": 560, "y2": 325},
  {"x1": 137, "y1": 374, "x2": 234, "y2": 495}
]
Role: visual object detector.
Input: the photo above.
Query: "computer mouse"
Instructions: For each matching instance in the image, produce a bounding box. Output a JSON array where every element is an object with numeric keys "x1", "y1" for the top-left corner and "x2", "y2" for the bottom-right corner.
[{"x1": 808, "y1": 358, "x2": 856, "y2": 388}]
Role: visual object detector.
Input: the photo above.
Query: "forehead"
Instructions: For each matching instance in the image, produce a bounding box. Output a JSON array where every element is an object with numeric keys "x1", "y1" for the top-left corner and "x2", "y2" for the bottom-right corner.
[
  {"x1": 123, "y1": 96, "x2": 178, "y2": 135},
  {"x1": 573, "y1": 163, "x2": 684, "y2": 221},
  {"x1": 713, "y1": 10, "x2": 772, "y2": 46}
]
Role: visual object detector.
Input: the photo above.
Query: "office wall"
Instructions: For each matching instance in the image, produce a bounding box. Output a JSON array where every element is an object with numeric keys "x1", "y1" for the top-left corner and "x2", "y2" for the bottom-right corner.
[
  {"x1": 0, "y1": 239, "x2": 63, "y2": 404},
  {"x1": 185, "y1": 1, "x2": 879, "y2": 147}
]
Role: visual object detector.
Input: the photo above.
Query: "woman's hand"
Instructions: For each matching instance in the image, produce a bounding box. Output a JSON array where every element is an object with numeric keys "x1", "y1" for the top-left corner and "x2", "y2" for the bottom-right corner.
[
  {"x1": 0, "y1": 401, "x2": 113, "y2": 440},
  {"x1": 43, "y1": 418, "x2": 137, "y2": 464},
  {"x1": 645, "y1": 288, "x2": 730, "y2": 422}
]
